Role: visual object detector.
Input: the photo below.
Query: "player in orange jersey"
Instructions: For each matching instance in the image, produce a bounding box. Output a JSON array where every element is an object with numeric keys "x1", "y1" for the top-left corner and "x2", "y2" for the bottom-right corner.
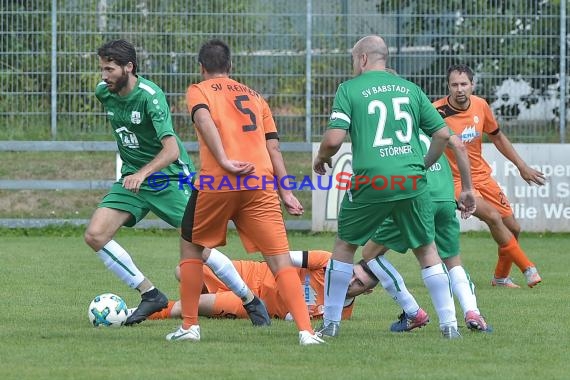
[
  {"x1": 433, "y1": 64, "x2": 545, "y2": 288},
  {"x1": 166, "y1": 39, "x2": 323, "y2": 345},
  {"x1": 148, "y1": 250, "x2": 377, "y2": 321}
]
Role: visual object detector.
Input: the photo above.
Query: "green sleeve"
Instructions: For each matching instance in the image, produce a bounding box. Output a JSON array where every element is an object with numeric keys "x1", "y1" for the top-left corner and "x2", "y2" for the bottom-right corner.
[
  {"x1": 328, "y1": 83, "x2": 351, "y2": 130},
  {"x1": 146, "y1": 91, "x2": 175, "y2": 140}
]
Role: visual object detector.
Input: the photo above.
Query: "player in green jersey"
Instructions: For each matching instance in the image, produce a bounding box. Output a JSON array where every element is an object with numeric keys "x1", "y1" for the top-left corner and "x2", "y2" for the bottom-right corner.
[
  {"x1": 362, "y1": 130, "x2": 491, "y2": 334},
  {"x1": 84, "y1": 40, "x2": 270, "y2": 327},
  {"x1": 313, "y1": 35, "x2": 460, "y2": 338}
]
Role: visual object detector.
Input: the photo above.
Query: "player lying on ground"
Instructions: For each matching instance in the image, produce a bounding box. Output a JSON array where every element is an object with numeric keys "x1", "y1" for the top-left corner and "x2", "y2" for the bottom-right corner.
[{"x1": 146, "y1": 250, "x2": 378, "y2": 321}]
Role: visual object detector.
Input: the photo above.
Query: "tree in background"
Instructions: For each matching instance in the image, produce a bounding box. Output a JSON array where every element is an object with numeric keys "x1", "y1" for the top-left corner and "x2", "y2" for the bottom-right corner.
[
  {"x1": 374, "y1": 0, "x2": 566, "y2": 133},
  {"x1": 0, "y1": 0, "x2": 566, "y2": 141}
]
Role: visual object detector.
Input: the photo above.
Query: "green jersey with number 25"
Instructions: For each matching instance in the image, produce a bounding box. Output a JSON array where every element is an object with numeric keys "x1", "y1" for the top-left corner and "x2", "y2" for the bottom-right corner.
[{"x1": 328, "y1": 70, "x2": 446, "y2": 202}]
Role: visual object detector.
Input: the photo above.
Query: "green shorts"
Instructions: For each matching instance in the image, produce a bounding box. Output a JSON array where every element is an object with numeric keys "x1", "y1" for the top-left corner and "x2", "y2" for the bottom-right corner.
[
  {"x1": 98, "y1": 180, "x2": 191, "y2": 227},
  {"x1": 371, "y1": 217, "x2": 408, "y2": 254},
  {"x1": 338, "y1": 190, "x2": 434, "y2": 247},
  {"x1": 432, "y1": 201, "x2": 460, "y2": 259},
  {"x1": 372, "y1": 200, "x2": 459, "y2": 259}
]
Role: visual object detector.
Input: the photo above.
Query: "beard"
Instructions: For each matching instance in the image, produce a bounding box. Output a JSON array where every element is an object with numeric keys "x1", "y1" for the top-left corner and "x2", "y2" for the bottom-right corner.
[
  {"x1": 453, "y1": 94, "x2": 469, "y2": 107},
  {"x1": 107, "y1": 68, "x2": 130, "y2": 93}
]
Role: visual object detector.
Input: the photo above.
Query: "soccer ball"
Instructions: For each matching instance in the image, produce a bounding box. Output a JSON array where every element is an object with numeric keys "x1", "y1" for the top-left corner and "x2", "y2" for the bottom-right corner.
[{"x1": 87, "y1": 293, "x2": 128, "y2": 327}]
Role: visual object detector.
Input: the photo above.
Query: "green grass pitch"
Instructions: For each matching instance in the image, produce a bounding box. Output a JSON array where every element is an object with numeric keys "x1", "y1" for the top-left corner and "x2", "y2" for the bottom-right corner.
[{"x1": 0, "y1": 227, "x2": 568, "y2": 379}]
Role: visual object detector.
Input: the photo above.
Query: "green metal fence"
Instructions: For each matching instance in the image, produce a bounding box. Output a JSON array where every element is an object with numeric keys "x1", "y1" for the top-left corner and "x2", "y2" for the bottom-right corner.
[{"x1": 1, "y1": 0, "x2": 568, "y2": 143}]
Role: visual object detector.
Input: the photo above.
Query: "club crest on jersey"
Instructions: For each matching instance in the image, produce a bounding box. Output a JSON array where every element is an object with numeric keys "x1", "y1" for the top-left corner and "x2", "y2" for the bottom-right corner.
[
  {"x1": 460, "y1": 126, "x2": 480, "y2": 143},
  {"x1": 131, "y1": 111, "x2": 141, "y2": 124}
]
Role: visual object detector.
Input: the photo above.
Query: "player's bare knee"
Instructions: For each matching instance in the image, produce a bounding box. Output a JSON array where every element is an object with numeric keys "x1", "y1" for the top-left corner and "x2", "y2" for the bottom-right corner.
[
  {"x1": 482, "y1": 209, "x2": 504, "y2": 230},
  {"x1": 443, "y1": 256, "x2": 461, "y2": 270},
  {"x1": 84, "y1": 228, "x2": 107, "y2": 251},
  {"x1": 413, "y1": 246, "x2": 441, "y2": 268},
  {"x1": 506, "y1": 220, "x2": 521, "y2": 238}
]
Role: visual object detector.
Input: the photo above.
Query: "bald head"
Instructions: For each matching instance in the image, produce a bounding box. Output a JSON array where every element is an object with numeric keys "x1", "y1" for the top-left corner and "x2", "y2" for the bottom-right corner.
[
  {"x1": 354, "y1": 35, "x2": 388, "y2": 60},
  {"x1": 351, "y1": 35, "x2": 388, "y2": 75}
]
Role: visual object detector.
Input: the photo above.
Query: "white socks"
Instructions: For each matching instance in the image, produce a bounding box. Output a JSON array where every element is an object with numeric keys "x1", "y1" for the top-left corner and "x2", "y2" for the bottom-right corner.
[
  {"x1": 421, "y1": 264, "x2": 457, "y2": 329},
  {"x1": 367, "y1": 256, "x2": 420, "y2": 316},
  {"x1": 205, "y1": 248, "x2": 249, "y2": 301},
  {"x1": 449, "y1": 266, "x2": 479, "y2": 316},
  {"x1": 323, "y1": 259, "x2": 353, "y2": 326},
  {"x1": 96, "y1": 240, "x2": 144, "y2": 289}
]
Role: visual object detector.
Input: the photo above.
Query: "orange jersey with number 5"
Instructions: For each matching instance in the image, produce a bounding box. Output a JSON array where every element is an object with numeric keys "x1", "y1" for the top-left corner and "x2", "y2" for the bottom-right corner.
[{"x1": 186, "y1": 78, "x2": 278, "y2": 191}]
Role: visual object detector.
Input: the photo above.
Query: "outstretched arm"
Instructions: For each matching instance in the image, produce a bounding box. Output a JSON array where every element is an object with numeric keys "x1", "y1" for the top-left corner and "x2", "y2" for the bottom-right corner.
[{"x1": 488, "y1": 130, "x2": 545, "y2": 185}]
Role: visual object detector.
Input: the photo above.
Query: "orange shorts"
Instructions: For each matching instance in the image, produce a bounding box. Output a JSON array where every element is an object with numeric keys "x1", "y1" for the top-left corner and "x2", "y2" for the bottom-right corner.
[
  {"x1": 210, "y1": 291, "x2": 248, "y2": 319},
  {"x1": 202, "y1": 261, "x2": 265, "y2": 294},
  {"x1": 203, "y1": 262, "x2": 279, "y2": 319},
  {"x1": 202, "y1": 263, "x2": 353, "y2": 320},
  {"x1": 208, "y1": 290, "x2": 285, "y2": 320},
  {"x1": 454, "y1": 177, "x2": 513, "y2": 217},
  {"x1": 181, "y1": 189, "x2": 289, "y2": 255},
  {"x1": 208, "y1": 292, "x2": 352, "y2": 321}
]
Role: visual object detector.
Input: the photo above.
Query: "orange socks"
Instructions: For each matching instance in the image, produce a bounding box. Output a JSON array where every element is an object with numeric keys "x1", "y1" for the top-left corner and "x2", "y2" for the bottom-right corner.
[
  {"x1": 179, "y1": 258, "x2": 203, "y2": 329},
  {"x1": 148, "y1": 300, "x2": 176, "y2": 320},
  {"x1": 494, "y1": 249, "x2": 513, "y2": 278},
  {"x1": 497, "y1": 236, "x2": 534, "y2": 275},
  {"x1": 274, "y1": 266, "x2": 313, "y2": 333}
]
